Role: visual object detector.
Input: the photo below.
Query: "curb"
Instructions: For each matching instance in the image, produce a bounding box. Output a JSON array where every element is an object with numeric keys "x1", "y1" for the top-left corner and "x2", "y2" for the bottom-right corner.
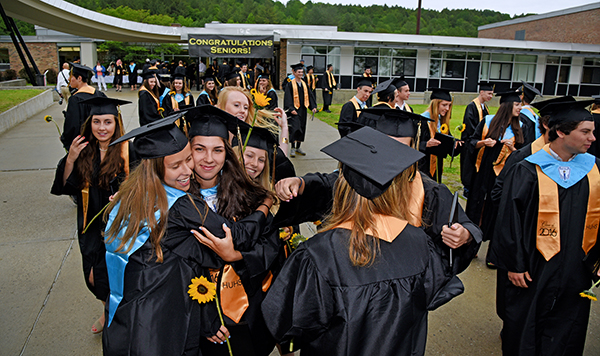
[{"x1": 0, "y1": 89, "x2": 54, "y2": 135}]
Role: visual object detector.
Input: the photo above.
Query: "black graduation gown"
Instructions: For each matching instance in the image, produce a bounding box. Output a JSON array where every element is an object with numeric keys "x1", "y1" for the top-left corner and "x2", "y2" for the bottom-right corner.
[
  {"x1": 162, "y1": 92, "x2": 195, "y2": 117},
  {"x1": 262, "y1": 225, "x2": 464, "y2": 356},
  {"x1": 320, "y1": 73, "x2": 335, "y2": 109},
  {"x1": 61, "y1": 88, "x2": 107, "y2": 150},
  {"x1": 138, "y1": 90, "x2": 162, "y2": 126},
  {"x1": 519, "y1": 112, "x2": 536, "y2": 146},
  {"x1": 50, "y1": 143, "x2": 136, "y2": 301},
  {"x1": 127, "y1": 64, "x2": 137, "y2": 87},
  {"x1": 337, "y1": 100, "x2": 360, "y2": 137},
  {"x1": 460, "y1": 101, "x2": 488, "y2": 189},
  {"x1": 103, "y1": 194, "x2": 268, "y2": 356},
  {"x1": 113, "y1": 65, "x2": 123, "y2": 85},
  {"x1": 487, "y1": 159, "x2": 600, "y2": 356},
  {"x1": 465, "y1": 119, "x2": 529, "y2": 236},
  {"x1": 284, "y1": 80, "x2": 316, "y2": 143},
  {"x1": 588, "y1": 111, "x2": 600, "y2": 158},
  {"x1": 274, "y1": 171, "x2": 481, "y2": 276},
  {"x1": 265, "y1": 90, "x2": 278, "y2": 110}
]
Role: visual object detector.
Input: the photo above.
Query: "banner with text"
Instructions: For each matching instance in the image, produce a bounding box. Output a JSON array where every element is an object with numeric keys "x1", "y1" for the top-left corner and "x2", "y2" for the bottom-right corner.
[{"x1": 188, "y1": 35, "x2": 274, "y2": 58}]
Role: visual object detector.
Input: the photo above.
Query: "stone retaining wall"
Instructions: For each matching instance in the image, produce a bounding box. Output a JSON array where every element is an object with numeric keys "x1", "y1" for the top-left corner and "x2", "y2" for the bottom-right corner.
[{"x1": 0, "y1": 89, "x2": 53, "y2": 135}]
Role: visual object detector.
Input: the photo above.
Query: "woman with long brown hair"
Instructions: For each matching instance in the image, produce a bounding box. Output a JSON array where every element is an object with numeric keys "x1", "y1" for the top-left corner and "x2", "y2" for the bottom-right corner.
[
  {"x1": 197, "y1": 75, "x2": 218, "y2": 106},
  {"x1": 162, "y1": 73, "x2": 195, "y2": 116},
  {"x1": 51, "y1": 97, "x2": 135, "y2": 334},
  {"x1": 466, "y1": 90, "x2": 533, "y2": 245},
  {"x1": 138, "y1": 70, "x2": 162, "y2": 125},
  {"x1": 102, "y1": 114, "x2": 273, "y2": 355},
  {"x1": 420, "y1": 88, "x2": 454, "y2": 183},
  {"x1": 262, "y1": 127, "x2": 464, "y2": 356},
  {"x1": 256, "y1": 73, "x2": 278, "y2": 110}
]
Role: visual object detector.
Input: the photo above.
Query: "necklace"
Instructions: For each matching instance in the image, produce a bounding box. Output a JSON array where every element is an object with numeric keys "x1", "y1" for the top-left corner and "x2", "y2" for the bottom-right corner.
[{"x1": 99, "y1": 147, "x2": 108, "y2": 152}]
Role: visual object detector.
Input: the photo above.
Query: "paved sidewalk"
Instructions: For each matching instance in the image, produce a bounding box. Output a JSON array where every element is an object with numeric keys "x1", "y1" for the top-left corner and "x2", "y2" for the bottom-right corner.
[{"x1": 0, "y1": 89, "x2": 598, "y2": 355}]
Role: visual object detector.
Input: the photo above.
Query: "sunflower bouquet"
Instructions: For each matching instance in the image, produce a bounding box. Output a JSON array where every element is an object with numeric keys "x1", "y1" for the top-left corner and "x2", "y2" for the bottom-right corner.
[
  {"x1": 241, "y1": 89, "x2": 272, "y2": 154},
  {"x1": 188, "y1": 276, "x2": 233, "y2": 356}
]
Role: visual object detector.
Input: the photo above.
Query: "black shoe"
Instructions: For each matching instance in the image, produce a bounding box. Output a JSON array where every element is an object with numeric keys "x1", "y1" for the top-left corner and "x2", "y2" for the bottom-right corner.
[{"x1": 324, "y1": 109, "x2": 332, "y2": 113}]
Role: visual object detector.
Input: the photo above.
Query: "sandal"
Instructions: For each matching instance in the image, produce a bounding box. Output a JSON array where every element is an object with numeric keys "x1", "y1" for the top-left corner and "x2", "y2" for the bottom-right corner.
[{"x1": 91, "y1": 317, "x2": 104, "y2": 334}]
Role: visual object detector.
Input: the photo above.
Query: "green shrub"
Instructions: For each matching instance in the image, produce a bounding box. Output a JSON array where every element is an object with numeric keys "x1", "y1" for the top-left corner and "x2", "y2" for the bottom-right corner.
[{"x1": 4, "y1": 69, "x2": 17, "y2": 80}]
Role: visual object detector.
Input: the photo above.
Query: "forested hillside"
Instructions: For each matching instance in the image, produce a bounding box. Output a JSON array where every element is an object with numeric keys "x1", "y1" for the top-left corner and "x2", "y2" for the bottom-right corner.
[{"x1": 62, "y1": 0, "x2": 524, "y2": 37}]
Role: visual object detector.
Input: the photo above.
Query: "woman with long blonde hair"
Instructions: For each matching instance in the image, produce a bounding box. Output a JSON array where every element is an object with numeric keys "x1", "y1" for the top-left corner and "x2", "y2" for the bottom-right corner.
[
  {"x1": 102, "y1": 115, "x2": 273, "y2": 355},
  {"x1": 419, "y1": 88, "x2": 454, "y2": 182},
  {"x1": 263, "y1": 127, "x2": 464, "y2": 356}
]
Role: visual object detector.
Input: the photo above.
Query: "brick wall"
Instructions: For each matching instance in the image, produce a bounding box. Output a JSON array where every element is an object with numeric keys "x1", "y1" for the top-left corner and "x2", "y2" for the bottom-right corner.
[
  {"x1": 478, "y1": 8, "x2": 600, "y2": 44},
  {"x1": 279, "y1": 38, "x2": 287, "y2": 88},
  {"x1": 0, "y1": 42, "x2": 59, "y2": 76}
]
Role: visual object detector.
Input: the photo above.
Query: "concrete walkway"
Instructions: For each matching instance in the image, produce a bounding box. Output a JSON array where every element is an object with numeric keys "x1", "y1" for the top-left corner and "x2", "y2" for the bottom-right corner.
[{"x1": 0, "y1": 89, "x2": 598, "y2": 355}]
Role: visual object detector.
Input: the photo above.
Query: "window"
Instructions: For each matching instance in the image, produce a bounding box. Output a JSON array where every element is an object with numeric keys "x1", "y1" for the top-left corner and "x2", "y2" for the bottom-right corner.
[
  {"x1": 0, "y1": 48, "x2": 8, "y2": 71},
  {"x1": 302, "y1": 55, "x2": 326, "y2": 73},
  {"x1": 430, "y1": 60, "x2": 441, "y2": 78},
  {"x1": 515, "y1": 30, "x2": 525, "y2": 41},
  {"x1": 298, "y1": 45, "x2": 340, "y2": 74},
  {"x1": 393, "y1": 58, "x2": 416, "y2": 76},
  {"x1": 442, "y1": 60, "x2": 465, "y2": 78},
  {"x1": 490, "y1": 63, "x2": 512, "y2": 80},
  {"x1": 512, "y1": 55, "x2": 537, "y2": 82},
  {"x1": 546, "y1": 56, "x2": 571, "y2": 83},
  {"x1": 354, "y1": 57, "x2": 378, "y2": 75},
  {"x1": 582, "y1": 58, "x2": 600, "y2": 84}
]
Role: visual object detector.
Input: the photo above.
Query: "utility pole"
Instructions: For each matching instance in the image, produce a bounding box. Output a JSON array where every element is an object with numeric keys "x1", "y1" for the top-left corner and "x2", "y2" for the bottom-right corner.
[{"x1": 416, "y1": 0, "x2": 422, "y2": 34}]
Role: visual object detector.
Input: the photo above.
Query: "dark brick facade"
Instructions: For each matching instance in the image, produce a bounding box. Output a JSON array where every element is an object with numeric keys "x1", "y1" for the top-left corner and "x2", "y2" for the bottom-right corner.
[
  {"x1": 0, "y1": 42, "x2": 59, "y2": 76},
  {"x1": 478, "y1": 8, "x2": 600, "y2": 45},
  {"x1": 278, "y1": 38, "x2": 287, "y2": 87}
]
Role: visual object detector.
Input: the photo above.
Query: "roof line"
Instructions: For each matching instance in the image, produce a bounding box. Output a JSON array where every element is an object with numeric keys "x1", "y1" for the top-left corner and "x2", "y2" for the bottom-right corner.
[{"x1": 478, "y1": 2, "x2": 600, "y2": 30}]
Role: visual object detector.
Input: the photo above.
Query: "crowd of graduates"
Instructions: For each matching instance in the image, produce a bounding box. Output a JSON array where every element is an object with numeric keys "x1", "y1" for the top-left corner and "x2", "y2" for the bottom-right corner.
[{"x1": 50, "y1": 60, "x2": 600, "y2": 356}]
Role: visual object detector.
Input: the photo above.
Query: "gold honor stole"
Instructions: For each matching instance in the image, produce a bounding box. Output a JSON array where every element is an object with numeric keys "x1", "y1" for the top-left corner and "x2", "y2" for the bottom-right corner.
[
  {"x1": 404, "y1": 103, "x2": 413, "y2": 113},
  {"x1": 74, "y1": 85, "x2": 96, "y2": 95},
  {"x1": 475, "y1": 117, "x2": 515, "y2": 175},
  {"x1": 531, "y1": 145, "x2": 600, "y2": 260},
  {"x1": 139, "y1": 86, "x2": 160, "y2": 110},
  {"x1": 292, "y1": 80, "x2": 310, "y2": 110},
  {"x1": 209, "y1": 265, "x2": 249, "y2": 324},
  {"x1": 307, "y1": 74, "x2": 316, "y2": 90},
  {"x1": 327, "y1": 72, "x2": 336, "y2": 90},
  {"x1": 408, "y1": 170, "x2": 425, "y2": 227},
  {"x1": 427, "y1": 116, "x2": 440, "y2": 177},
  {"x1": 349, "y1": 97, "x2": 362, "y2": 117},
  {"x1": 240, "y1": 73, "x2": 248, "y2": 88},
  {"x1": 169, "y1": 92, "x2": 192, "y2": 111},
  {"x1": 592, "y1": 108, "x2": 600, "y2": 115},
  {"x1": 81, "y1": 142, "x2": 129, "y2": 230},
  {"x1": 472, "y1": 97, "x2": 487, "y2": 122},
  {"x1": 337, "y1": 216, "x2": 408, "y2": 243}
]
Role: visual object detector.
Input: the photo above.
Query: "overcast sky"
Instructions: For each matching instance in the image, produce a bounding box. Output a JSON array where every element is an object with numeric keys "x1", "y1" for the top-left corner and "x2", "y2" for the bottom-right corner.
[{"x1": 281, "y1": 0, "x2": 598, "y2": 16}]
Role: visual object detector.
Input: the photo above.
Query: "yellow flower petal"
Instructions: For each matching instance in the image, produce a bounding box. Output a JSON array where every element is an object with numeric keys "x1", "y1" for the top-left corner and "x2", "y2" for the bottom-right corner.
[
  {"x1": 188, "y1": 276, "x2": 217, "y2": 304},
  {"x1": 440, "y1": 123, "x2": 449, "y2": 134},
  {"x1": 44, "y1": 115, "x2": 52, "y2": 123}
]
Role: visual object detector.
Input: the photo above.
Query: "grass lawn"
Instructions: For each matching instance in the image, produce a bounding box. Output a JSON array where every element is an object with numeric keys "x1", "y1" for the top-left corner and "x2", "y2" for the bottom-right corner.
[
  {"x1": 314, "y1": 103, "x2": 500, "y2": 193},
  {"x1": 0, "y1": 89, "x2": 46, "y2": 113}
]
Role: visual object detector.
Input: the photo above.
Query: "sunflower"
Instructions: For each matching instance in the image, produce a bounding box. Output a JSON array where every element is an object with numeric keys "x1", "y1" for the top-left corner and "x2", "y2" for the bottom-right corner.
[
  {"x1": 456, "y1": 123, "x2": 466, "y2": 133},
  {"x1": 44, "y1": 115, "x2": 53, "y2": 123},
  {"x1": 188, "y1": 276, "x2": 216, "y2": 304},
  {"x1": 440, "y1": 123, "x2": 449, "y2": 134},
  {"x1": 250, "y1": 88, "x2": 271, "y2": 108},
  {"x1": 580, "y1": 290, "x2": 598, "y2": 301},
  {"x1": 279, "y1": 229, "x2": 290, "y2": 240}
]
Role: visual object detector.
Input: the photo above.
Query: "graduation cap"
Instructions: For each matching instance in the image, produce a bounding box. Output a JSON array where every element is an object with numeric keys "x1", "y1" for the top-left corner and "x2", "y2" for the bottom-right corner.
[
  {"x1": 521, "y1": 81, "x2": 542, "y2": 103},
  {"x1": 373, "y1": 78, "x2": 396, "y2": 97},
  {"x1": 531, "y1": 96, "x2": 576, "y2": 117},
  {"x1": 256, "y1": 64, "x2": 264, "y2": 72},
  {"x1": 356, "y1": 76, "x2": 375, "y2": 89},
  {"x1": 306, "y1": 65, "x2": 314, "y2": 72},
  {"x1": 110, "y1": 112, "x2": 188, "y2": 159},
  {"x1": 232, "y1": 125, "x2": 278, "y2": 153},
  {"x1": 141, "y1": 69, "x2": 158, "y2": 80},
  {"x1": 225, "y1": 70, "x2": 240, "y2": 81},
  {"x1": 257, "y1": 73, "x2": 271, "y2": 81},
  {"x1": 321, "y1": 126, "x2": 424, "y2": 199},
  {"x1": 290, "y1": 63, "x2": 304, "y2": 71},
  {"x1": 392, "y1": 76, "x2": 408, "y2": 89},
  {"x1": 429, "y1": 87, "x2": 452, "y2": 102},
  {"x1": 186, "y1": 105, "x2": 249, "y2": 140},
  {"x1": 544, "y1": 100, "x2": 595, "y2": 127},
  {"x1": 171, "y1": 72, "x2": 186, "y2": 81},
  {"x1": 69, "y1": 62, "x2": 93, "y2": 79},
  {"x1": 479, "y1": 81, "x2": 494, "y2": 91},
  {"x1": 360, "y1": 107, "x2": 429, "y2": 139},
  {"x1": 592, "y1": 94, "x2": 600, "y2": 104},
  {"x1": 496, "y1": 89, "x2": 522, "y2": 104},
  {"x1": 202, "y1": 75, "x2": 216, "y2": 83},
  {"x1": 80, "y1": 96, "x2": 131, "y2": 117}
]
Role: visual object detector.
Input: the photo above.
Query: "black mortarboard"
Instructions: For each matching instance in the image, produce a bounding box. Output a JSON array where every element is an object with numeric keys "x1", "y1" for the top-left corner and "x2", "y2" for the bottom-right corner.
[
  {"x1": 256, "y1": 64, "x2": 264, "y2": 72},
  {"x1": 186, "y1": 105, "x2": 249, "y2": 140},
  {"x1": 521, "y1": 81, "x2": 542, "y2": 103},
  {"x1": 70, "y1": 62, "x2": 93, "y2": 79},
  {"x1": 258, "y1": 73, "x2": 271, "y2": 80},
  {"x1": 306, "y1": 65, "x2": 314, "y2": 72},
  {"x1": 171, "y1": 72, "x2": 186, "y2": 81},
  {"x1": 479, "y1": 81, "x2": 494, "y2": 91},
  {"x1": 544, "y1": 100, "x2": 595, "y2": 127},
  {"x1": 356, "y1": 76, "x2": 375, "y2": 89},
  {"x1": 496, "y1": 90, "x2": 522, "y2": 104},
  {"x1": 429, "y1": 87, "x2": 452, "y2": 102},
  {"x1": 80, "y1": 97, "x2": 131, "y2": 117},
  {"x1": 202, "y1": 75, "x2": 215, "y2": 82},
  {"x1": 141, "y1": 69, "x2": 158, "y2": 80},
  {"x1": 110, "y1": 112, "x2": 188, "y2": 159},
  {"x1": 360, "y1": 107, "x2": 430, "y2": 139},
  {"x1": 592, "y1": 95, "x2": 600, "y2": 104},
  {"x1": 372, "y1": 78, "x2": 396, "y2": 96},
  {"x1": 392, "y1": 76, "x2": 408, "y2": 89},
  {"x1": 321, "y1": 127, "x2": 424, "y2": 199},
  {"x1": 531, "y1": 96, "x2": 576, "y2": 117},
  {"x1": 290, "y1": 63, "x2": 304, "y2": 71},
  {"x1": 232, "y1": 125, "x2": 278, "y2": 153},
  {"x1": 225, "y1": 70, "x2": 240, "y2": 81}
]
